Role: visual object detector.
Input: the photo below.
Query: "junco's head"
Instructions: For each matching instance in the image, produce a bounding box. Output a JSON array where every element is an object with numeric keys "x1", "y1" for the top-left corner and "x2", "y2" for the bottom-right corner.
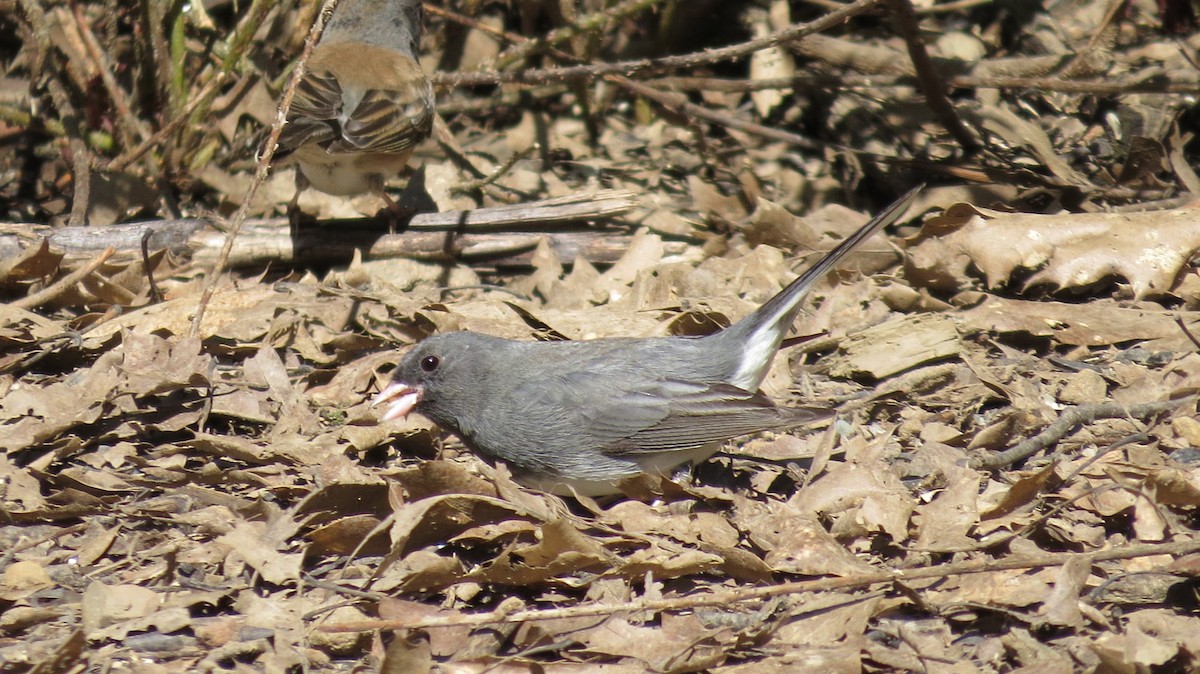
[
  {"x1": 374, "y1": 186, "x2": 923, "y2": 495},
  {"x1": 378, "y1": 331, "x2": 501, "y2": 433},
  {"x1": 265, "y1": 0, "x2": 434, "y2": 216}
]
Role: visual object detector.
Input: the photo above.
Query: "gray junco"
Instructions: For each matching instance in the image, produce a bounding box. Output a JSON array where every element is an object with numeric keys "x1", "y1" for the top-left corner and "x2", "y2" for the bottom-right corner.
[
  {"x1": 265, "y1": 0, "x2": 434, "y2": 224},
  {"x1": 374, "y1": 186, "x2": 922, "y2": 495}
]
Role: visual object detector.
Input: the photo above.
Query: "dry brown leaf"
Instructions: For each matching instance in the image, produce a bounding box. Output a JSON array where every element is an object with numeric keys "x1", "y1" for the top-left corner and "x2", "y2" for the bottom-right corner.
[
  {"x1": 81, "y1": 581, "x2": 161, "y2": 634},
  {"x1": 0, "y1": 238, "x2": 63, "y2": 287},
  {"x1": 907, "y1": 202, "x2": 1200, "y2": 298},
  {"x1": 579, "y1": 614, "x2": 730, "y2": 671},
  {"x1": 1133, "y1": 491, "x2": 1169, "y2": 542},
  {"x1": 1, "y1": 330, "x2": 209, "y2": 452},
  {"x1": 932, "y1": 567, "x2": 1055, "y2": 609},
  {"x1": 1091, "y1": 609, "x2": 1186, "y2": 671},
  {"x1": 389, "y1": 493, "x2": 532, "y2": 562},
  {"x1": 472, "y1": 519, "x2": 611, "y2": 585},
  {"x1": 215, "y1": 519, "x2": 304, "y2": 585},
  {"x1": 0, "y1": 304, "x2": 62, "y2": 348},
  {"x1": 377, "y1": 628, "x2": 434, "y2": 673},
  {"x1": 307, "y1": 514, "x2": 389, "y2": 556},
  {"x1": 828, "y1": 313, "x2": 961, "y2": 379},
  {"x1": 911, "y1": 442, "x2": 981, "y2": 550},
  {"x1": 0, "y1": 561, "x2": 54, "y2": 601},
  {"x1": 740, "y1": 197, "x2": 820, "y2": 249},
  {"x1": 773, "y1": 595, "x2": 880, "y2": 649},
  {"x1": 734, "y1": 498, "x2": 876, "y2": 576},
  {"x1": 1146, "y1": 468, "x2": 1200, "y2": 506},
  {"x1": 980, "y1": 463, "x2": 1060, "y2": 520},
  {"x1": 972, "y1": 104, "x2": 1092, "y2": 187},
  {"x1": 792, "y1": 434, "x2": 912, "y2": 541},
  {"x1": 1040, "y1": 555, "x2": 1090, "y2": 627},
  {"x1": 957, "y1": 295, "x2": 1200, "y2": 349}
]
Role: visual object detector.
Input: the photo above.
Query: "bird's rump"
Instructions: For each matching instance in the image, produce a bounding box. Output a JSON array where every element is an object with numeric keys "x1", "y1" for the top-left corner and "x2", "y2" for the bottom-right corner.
[
  {"x1": 270, "y1": 44, "x2": 433, "y2": 161},
  {"x1": 338, "y1": 87, "x2": 434, "y2": 154}
]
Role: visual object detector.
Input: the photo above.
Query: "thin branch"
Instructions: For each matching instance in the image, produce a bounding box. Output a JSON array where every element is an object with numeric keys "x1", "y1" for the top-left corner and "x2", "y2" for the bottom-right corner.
[
  {"x1": 432, "y1": 0, "x2": 887, "y2": 87},
  {"x1": 317, "y1": 537, "x2": 1200, "y2": 632},
  {"x1": 425, "y1": 0, "x2": 666, "y2": 73},
  {"x1": 613, "y1": 76, "x2": 822, "y2": 151},
  {"x1": 3, "y1": 190, "x2": 644, "y2": 269},
  {"x1": 17, "y1": 0, "x2": 93, "y2": 226},
  {"x1": 69, "y1": 2, "x2": 151, "y2": 149},
  {"x1": 11, "y1": 247, "x2": 115, "y2": 310},
  {"x1": 189, "y1": 0, "x2": 339, "y2": 336},
  {"x1": 140, "y1": 230, "x2": 162, "y2": 304},
  {"x1": 887, "y1": 0, "x2": 979, "y2": 154},
  {"x1": 972, "y1": 399, "x2": 1190, "y2": 470},
  {"x1": 1178, "y1": 315, "x2": 1200, "y2": 351},
  {"x1": 643, "y1": 72, "x2": 1200, "y2": 96},
  {"x1": 185, "y1": 0, "x2": 275, "y2": 132},
  {"x1": 450, "y1": 144, "x2": 539, "y2": 195},
  {"x1": 107, "y1": 71, "x2": 230, "y2": 173}
]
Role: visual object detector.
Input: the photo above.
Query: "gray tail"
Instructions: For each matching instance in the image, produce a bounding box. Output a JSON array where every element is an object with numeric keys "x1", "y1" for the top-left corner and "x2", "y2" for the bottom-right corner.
[{"x1": 738, "y1": 184, "x2": 924, "y2": 340}]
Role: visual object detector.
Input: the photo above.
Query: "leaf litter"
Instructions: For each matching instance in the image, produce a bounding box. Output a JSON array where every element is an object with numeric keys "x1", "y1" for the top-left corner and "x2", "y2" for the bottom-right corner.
[{"x1": 3, "y1": 0, "x2": 1200, "y2": 672}]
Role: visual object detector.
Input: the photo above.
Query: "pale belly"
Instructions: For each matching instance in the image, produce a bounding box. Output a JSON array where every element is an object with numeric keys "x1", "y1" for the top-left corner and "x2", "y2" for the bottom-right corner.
[{"x1": 294, "y1": 147, "x2": 411, "y2": 196}]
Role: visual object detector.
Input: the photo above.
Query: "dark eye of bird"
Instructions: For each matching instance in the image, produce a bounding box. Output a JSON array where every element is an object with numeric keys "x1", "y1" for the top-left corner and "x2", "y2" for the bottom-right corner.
[{"x1": 420, "y1": 355, "x2": 440, "y2": 372}]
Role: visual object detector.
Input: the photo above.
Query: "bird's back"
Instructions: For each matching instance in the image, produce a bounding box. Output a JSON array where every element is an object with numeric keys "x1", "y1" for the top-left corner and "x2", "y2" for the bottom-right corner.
[{"x1": 320, "y1": 0, "x2": 423, "y2": 58}]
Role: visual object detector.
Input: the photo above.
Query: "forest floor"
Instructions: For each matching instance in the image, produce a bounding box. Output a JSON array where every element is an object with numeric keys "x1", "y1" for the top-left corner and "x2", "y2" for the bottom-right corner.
[{"x1": 3, "y1": 0, "x2": 1200, "y2": 671}]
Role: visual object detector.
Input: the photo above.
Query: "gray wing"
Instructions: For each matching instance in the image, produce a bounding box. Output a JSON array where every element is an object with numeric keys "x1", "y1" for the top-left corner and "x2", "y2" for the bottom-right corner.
[
  {"x1": 508, "y1": 373, "x2": 828, "y2": 457},
  {"x1": 600, "y1": 379, "x2": 829, "y2": 455}
]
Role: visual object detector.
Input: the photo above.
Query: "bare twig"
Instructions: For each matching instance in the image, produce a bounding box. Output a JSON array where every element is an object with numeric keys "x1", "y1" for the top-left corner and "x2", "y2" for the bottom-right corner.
[
  {"x1": 450, "y1": 144, "x2": 538, "y2": 195},
  {"x1": 429, "y1": 8, "x2": 841, "y2": 157},
  {"x1": 425, "y1": 0, "x2": 665, "y2": 73},
  {"x1": 11, "y1": 247, "x2": 115, "y2": 310},
  {"x1": 107, "y1": 71, "x2": 230, "y2": 173},
  {"x1": 886, "y1": 0, "x2": 979, "y2": 154},
  {"x1": 0, "y1": 523, "x2": 90, "y2": 571},
  {"x1": 614, "y1": 76, "x2": 823, "y2": 151},
  {"x1": 1177, "y1": 315, "x2": 1200, "y2": 351},
  {"x1": 69, "y1": 3, "x2": 151, "y2": 149},
  {"x1": 2, "y1": 190, "x2": 643, "y2": 269},
  {"x1": 318, "y1": 537, "x2": 1200, "y2": 631},
  {"x1": 301, "y1": 573, "x2": 385, "y2": 601},
  {"x1": 185, "y1": 0, "x2": 276, "y2": 135},
  {"x1": 432, "y1": 0, "x2": 887, "y2": 87},
  {"x1": 16, "y1": 0, "x2": 92, "y2": 226},
  {"x1": 63, "y1": 124, "x2": 91, "y2": 227},
  {"x1": 189, "y1": 0, "x2": 339, "y2": 336},
  {"x1": 644, "y1": 72, "x2": 1200, "y2": 96},
  {"x1": 914, "y1": 0, "x2": 996, "y2": 12},
  {"x1": 972, "y1": 400, "x2": 1189, "y2": 470},
  {"x1": 141, "y1": 0, "x2": 173, "y2": 121},
  {"x1": 140, "y1": 230, "x2": 162, "y2": 304}
]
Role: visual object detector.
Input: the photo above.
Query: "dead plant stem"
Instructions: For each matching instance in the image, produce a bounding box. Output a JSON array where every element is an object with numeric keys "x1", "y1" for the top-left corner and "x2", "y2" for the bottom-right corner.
[
  {"x1": 974, "y1": 400, "x2": 1190, "y2": 470},
  {"x1": 433, "y1": 0, "x2": 886, "y2": 87},
  {"x1": 189, "y1": 0, "x2": 339, "y2": 336},
  {"x1": 319, "y1": 537, "x2": 1200, "y2": 632},
  {"x1": 11, "y1": 247, "x2": 115, "y2": 310}
]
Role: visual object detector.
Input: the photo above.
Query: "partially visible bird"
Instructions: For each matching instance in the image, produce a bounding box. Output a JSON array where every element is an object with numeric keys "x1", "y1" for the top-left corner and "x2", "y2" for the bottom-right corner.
[{"x1": 263, "y1": 0, "x2": 434, "y2": 227}]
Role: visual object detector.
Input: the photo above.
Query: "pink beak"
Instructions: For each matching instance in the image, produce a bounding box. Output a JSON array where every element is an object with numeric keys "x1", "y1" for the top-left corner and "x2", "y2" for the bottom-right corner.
[{"x1": 372, "y1": 381, "x2": 422, "y2": 422}]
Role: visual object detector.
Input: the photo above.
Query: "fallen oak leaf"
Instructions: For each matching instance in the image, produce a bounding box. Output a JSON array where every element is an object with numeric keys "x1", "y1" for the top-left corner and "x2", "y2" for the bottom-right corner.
[{"x1": 905, "y1": 202, "x2": 1200, "y2": 299}]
